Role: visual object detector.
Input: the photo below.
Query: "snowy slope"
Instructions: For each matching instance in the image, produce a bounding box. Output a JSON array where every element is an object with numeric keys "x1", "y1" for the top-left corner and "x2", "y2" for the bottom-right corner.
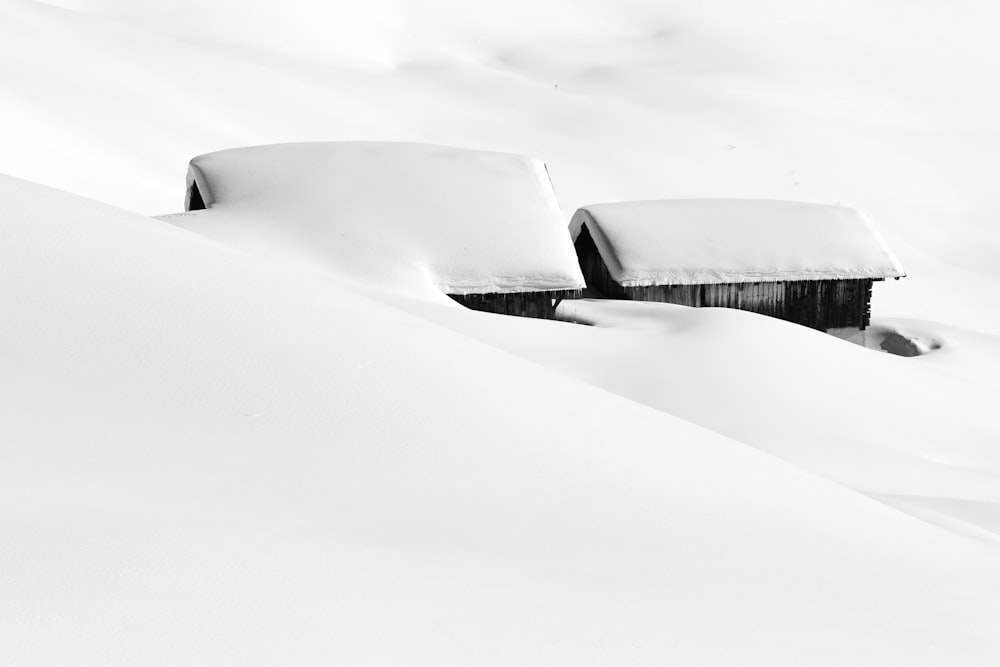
[
  {"x1": 4, "y1": 1, "x2": 1000, "y2": 664},
  {"x1": 386, "y1": 296, "x2": 1000, "y2": 541},
  {"x1": 6, "y1": 175, "x2": 1000, "y2": 664}
]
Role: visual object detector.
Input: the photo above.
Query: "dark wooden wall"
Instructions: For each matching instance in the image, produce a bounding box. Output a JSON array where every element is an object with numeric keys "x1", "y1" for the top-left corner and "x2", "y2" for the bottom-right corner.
[
  {"x1": 575, "y1": 223, "x2": 875, "y2": 330},
  {"x1": 449, "y1": 290, "x2": 581, "y2": 319}
]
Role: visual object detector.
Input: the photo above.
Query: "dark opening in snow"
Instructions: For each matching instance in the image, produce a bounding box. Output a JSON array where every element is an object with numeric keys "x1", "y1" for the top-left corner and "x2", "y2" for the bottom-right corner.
[
  {"x1": 865, "y1": 327, "x2": 943, "y2": 357},
  {"x1": 878, "y1": 332, "x2": 940, "y2": 357},
  {"x1": 187, "y1": 181, "x2": 206, "y2": 211}
]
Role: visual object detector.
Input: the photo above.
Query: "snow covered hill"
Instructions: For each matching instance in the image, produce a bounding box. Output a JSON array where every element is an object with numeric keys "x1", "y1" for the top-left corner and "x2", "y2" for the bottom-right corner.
[
  {"x1": 4, "y1": 172, "x2": 1000, "y2": 665},
  {"x1": 3, "y1": 1, "x2": 1000, "y2": 664}
]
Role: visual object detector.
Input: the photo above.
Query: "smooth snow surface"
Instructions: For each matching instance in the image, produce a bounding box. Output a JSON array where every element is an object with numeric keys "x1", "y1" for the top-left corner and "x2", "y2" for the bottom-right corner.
[
  {"x1": 7, "y1": 0, "x2": 1000, "y2": 329},
  {"x1": 180, "y1": 142, "x2": 584, "y2": 295},
  {"x1": 4, "y1": 1, "x2": 1000, "y2": 664},
  {"x1": 7, "y1": 174, "x2": 1000, "y2": 665},
  {"x1": 572, "y1": 199, "x2": 906, "y2": 285}
]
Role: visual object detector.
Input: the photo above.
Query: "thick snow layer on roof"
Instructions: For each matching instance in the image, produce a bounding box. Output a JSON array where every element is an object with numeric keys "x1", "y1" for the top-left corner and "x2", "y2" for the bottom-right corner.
[
  {"x1": 183, "y1": 142, "x2": 585, "y2": 296},
  {"x1": 572, "y1": 199, "x2": 906, "y2": 287}
]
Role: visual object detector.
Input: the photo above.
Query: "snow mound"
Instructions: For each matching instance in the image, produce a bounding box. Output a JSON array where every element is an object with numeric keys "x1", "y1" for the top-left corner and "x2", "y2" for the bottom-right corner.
[
  {"x1": 554, "y1": 297, "x2": 696, "y2": 331},
  {"x1": 572, "y1": 199, "x2": 906, "y2": 286},
  {"x1": 9, "y1": 173, "x2": 1000, "y2": 664},
  {"x1": 488, "y1": 298, "x2": 1000, "y2": 508},
  {"x1": 177, "y1": 142, "x2": 585, "y2": 296}
]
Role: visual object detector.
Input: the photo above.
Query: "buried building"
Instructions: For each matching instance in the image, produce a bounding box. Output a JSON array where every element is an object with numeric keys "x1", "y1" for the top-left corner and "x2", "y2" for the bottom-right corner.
[
  {"x1": 177, "y1": 142, "x2": 584, "y2": 318},
  {"x1": 571, "y1": 199, "x2": 905, "y2": 337}
]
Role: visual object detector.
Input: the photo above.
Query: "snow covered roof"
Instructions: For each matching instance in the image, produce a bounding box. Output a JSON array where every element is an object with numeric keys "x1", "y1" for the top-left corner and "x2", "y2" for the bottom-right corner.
[
  {"x1": 184, "y1": 142, "x2": 585, "y2": 295},
  {"x1": 571, "y1": 199, "x2": 906, "y2": 287}
]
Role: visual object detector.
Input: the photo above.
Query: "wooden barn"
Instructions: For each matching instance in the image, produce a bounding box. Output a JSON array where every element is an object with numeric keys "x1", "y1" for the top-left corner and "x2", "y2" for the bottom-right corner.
[
  {"x1": 179, "y1": 142, "x2": 584, "y2": 319},
  {"x1": 570, "y1": 199, "x2": 905, "y2": 336}
]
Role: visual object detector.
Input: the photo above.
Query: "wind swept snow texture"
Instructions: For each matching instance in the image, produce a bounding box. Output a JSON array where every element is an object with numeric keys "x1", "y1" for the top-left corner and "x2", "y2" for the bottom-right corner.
[
  {"x1": 572, "y1": 199, "x2": 906, "y2": 286},
  {"x1": 180, "y1": 142, "x2": 585, "y2": 296}
]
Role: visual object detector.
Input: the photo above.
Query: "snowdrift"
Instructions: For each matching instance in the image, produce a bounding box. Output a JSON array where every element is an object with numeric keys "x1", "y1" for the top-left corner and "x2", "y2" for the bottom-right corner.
[
  {"x1": 5, "y1": 0, "x2": 1000, "y2": 664},
  {"x1": 4, "y1": 174, "x2": 1000, "y2": 665}
]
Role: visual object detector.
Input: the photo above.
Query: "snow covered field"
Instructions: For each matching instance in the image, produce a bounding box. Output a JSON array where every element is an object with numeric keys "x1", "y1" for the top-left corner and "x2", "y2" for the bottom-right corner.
[{"x1": 2, "y1": 1, "x2": 1000, "y2": 664}]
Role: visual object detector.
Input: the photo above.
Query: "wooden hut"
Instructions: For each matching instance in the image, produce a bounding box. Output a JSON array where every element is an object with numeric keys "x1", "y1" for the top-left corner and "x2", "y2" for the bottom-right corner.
[
  {"x1": 571, "y1": 199, "x2": 905, "y2": 336},
  {"x1": 179, "y1": 142, "x2": 584, "y2": 319}
]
